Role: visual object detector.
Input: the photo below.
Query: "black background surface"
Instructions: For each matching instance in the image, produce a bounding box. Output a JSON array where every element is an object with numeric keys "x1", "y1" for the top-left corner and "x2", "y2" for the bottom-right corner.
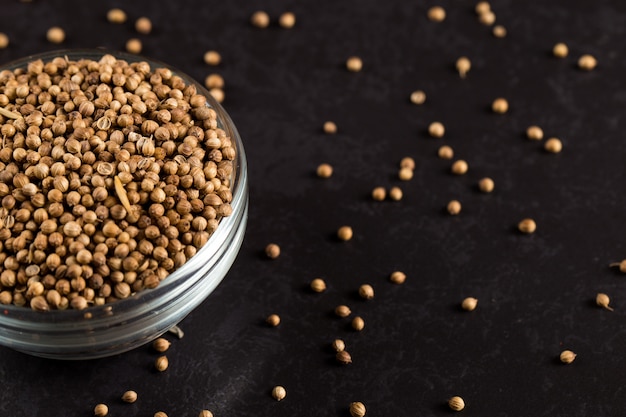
[{"x1": 2, "y1": 1, "x2": 626, "y2": 416}]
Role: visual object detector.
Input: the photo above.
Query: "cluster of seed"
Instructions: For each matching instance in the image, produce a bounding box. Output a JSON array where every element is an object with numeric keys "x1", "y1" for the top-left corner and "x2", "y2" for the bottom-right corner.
[{"x1": 0, "y1": 54, "x2": 236, "y2": 310}]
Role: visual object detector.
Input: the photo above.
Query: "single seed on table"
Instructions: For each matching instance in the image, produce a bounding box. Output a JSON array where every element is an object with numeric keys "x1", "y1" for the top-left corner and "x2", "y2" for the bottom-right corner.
[
  {"x1": 0, "y1": 32, "x2": 9, "y2": 49},
  {"x1": 427, "y1": 6, "x2": 446, "y2": 22},
  {"x1": 578, "y1": 54, "x2": 597, "y2": 71},
  {"x1": 398, "y1": 167, "x2": 413, "y2": 181},
  {"x1": 121, "y1": 390, "x2": 138, "y2": 403},
  {"x1": 461, "y1": 297, "x2": 478, "y2": 311},
  {"x1": 346, "y1": 56, "x2": 363, "y2": 72},
  {"x1": 135, "y1": 17, "x2": 152, "y2": 34},
  {"x1": 428, "y1": 121, "x2": 445, "y2": 138},
  {"x1": 400, "y1": 156, "x2": 415, "y2": 170},
  {"x1": 152, "y1": 337, "x2": 171, "y2": 353},
  {"x1": 492, "y1": 25, "x2": 507, "y2": 38},
  {"x1": 390, "y1": 271, "x2": 406, "y2": 284},
  {"x1": 335, "y1": 304, "x2": 351, "y2": 318},
  {"x1": 478, "y1": 10, "x2": 496, "y2": 25},
  {"x1": 438, "y1": 145, "x2": 454, "y2": 160},
  {"x1": 323, "y1": 121, "x2": 337, "y2": 134},
  {"x1": 518, "y1": 218, "x2": 537, "y2": 234},
  {"x1": 609, "y1": 259, "x2": 626, "y2": 273},
  {"x1": 553, "y1": 42, "x2": 569, "y2": 58},
  {"x1": 332, "y1": 339, "x2": 346, "y2": 352},
  {"x1": 478, "y1": 177, "x2": 495, "y2": 193},
  {"x1": 560, "y1": 349, "x2": 577, "y2": 364},
  {"x1": 199, "y1": 411, "x2": 214, "y2": 417},
  {"x1": 349, "y1": 401, "x2": 367, "y2": 417},
  {"x1": 209, "y1": 88, "x2": 225, "y2": 103},
  {"x1": 448, "y1": 396, "x2": 465, "y2": 411},
  {"x1": 358, "y1": 284, "x2": 374, "y2": 300},
  {"x1": 337, "y1": 225, "x2": 353, "y2": 241},
  {"x1": 155, "y1": 355, "x2": 169, "y2": 372},
  {"x1": 266, "y1": 313, "x2": 281, "y2": 327},
  {"x1": 451, "y1": 160, "x2": 468, "y2": 175},
  {"x1": 310, "y1": 278, "x2": 327, "y2": 293},
  {"x1": 492, "y1": 97, "x2": 509, "y2": 114},
  {"x1": 278, "y1": 12, "x2": 296, "y2": 28},
  {"x1": 94, "y1": 403, "x2": 109, "y2": 417},
  {"x1": 250, "y1": 10, "x2": 270, "y2": 28},
  {"x1": 372, "y1": 186, "x2": 386, "y2": 201},
  {"x1": 265, "y1": 243, "x2": 281, "y2": 259},
  {"x1": 456, "y1": 57, "x2": 471, "y2": 78},
  {"x1": 107, "y1": 8, "x2": 127, "y2": 23},
  {"x1": 475, "y1": 1, "x2": 491, "y2": 14},
  {"x1": 410, "y1": 90, "x2": 426, "y2": 105},
  {"x1": 389, "y1": 186, "x2": 403, "y2": 201},
  {"x1": 126, "y1": 38, "x2": 142, "y2": 54},
  {"x1": 204, "y1": 50, "x2": 221, "y2": 66},
  {"x1": 544, "y1": 137, "x2": 562, "y2": 153},
  {"x1": 596, "y1": 293, "x2": 614, "y2": 311},
  {"x1": 205, "y1": 73, "x2": 225, "y2": 89},
  {"x1": 526, "y1": 125, "x2": 544, "y2": 140},
  {"x1": 336, "y1": 350, "x2": 352, "y2": 364},
  {"x1": 316, "y1": 163, "x2": 333, "y2": 178},
  {"x1": 154, "y1": 412, "x2": 168, "y2": 417},
  {"x1": 46, "y1": 26, "x2": 65, "y2": 44},
  {"x1": 272, "y1": 385, "x2": 286, "y2": 401},
  {"x1": 447, "y1": 200, "x2": 462, "y2": 215},
  {"x1": 351, "y1": 316, "x2": 365, "y2": 331}
]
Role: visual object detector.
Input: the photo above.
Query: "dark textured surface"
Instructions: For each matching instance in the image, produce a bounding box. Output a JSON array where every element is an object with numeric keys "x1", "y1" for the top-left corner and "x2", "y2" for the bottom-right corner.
[{"x1": 2, "y1": 0, "x2": 626, "y2": 416}]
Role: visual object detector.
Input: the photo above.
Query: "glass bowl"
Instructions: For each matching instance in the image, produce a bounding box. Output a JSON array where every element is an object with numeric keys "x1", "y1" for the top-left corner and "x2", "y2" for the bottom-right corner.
[{"x1": 0, "y1": 49, "x2": 248, "y2": 359}]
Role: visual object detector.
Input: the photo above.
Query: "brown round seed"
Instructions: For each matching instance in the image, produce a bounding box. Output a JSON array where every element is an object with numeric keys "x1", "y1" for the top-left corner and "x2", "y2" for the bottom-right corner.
[
  {"x1": 560, "y1": 349, "x2": 577, "y2": 364},
  {"x1": 46, "y1": 27, "x2": 65, "y2": 44},
  {"x1": 335, "y1": 304, "x2": 351, "y2": 318},
  {"x1": 351, "y1": 316, "x2": 365, "y2": 331},
  {"x1": 251, "y1": 11, "x2": 270, "y2": 28},
  {"x1": 209, "y1": 88, "x2": 225, "y2": 103},
  {"x1": 492, "y1": 25, "x2": 507, "y2": 38},
  {"x1": 107, "y1": 8, "x2": 127, "y2": 23},
  {"x1": 544, "y1": 137, "x2": 562, "y2": 153},
  {"x1": 518, "y1": 218, "x2": 537, "y2": 234},
  {"x1": 332, "y1": 339, "x2": 346, "y2": 352},
  {"x1": 199, "y1": 411, "x2": 214, "y2": 417},
  {"x1": 438, "y1": 145, "x2": 454, "y2": 160},
  {"x1": 337, "y1": 225, "x2": 353, "y2": 241},
  {"x1": 553, "y1": 42, "x2": 569, "y2": 58},
  {"x1": 336, "y1": 350, "x2": 352, "y2": 364},
  {"x1": 398, "y1": 167, "x2": 414, "y2": 181},
  {"x1": 448, "y1": 396, "x2": 465, "y2": 411},
  {"x1": 478, "y1": 177, "x2": 494, "y2": 193},
  {"x1": 427, "y1": 6, "x2": 446, "y2": 22},
  {"x1": 526, "y1": 125, "x2": 544, "y2": 141},
  {"x1": 479, "y1": 10, "x2": 496, "y2": 25},
  {"x1": 0, "y1": 32, "x2": 9, "y2": 49},
  {"x1": 389, "y1": 271, "x2": 406, "y2": 284},
  {"x1": 400, "y1": 157, "x2": 415, "y2": 170},
  {"x1": 316, "y1": 163, "x2": 333, "y2": 178},
  {"x1": 410, "y1": 90, "x2": 426, "y2": 105},
  {"x1": 388, "y1": 186, "x2": 403, "y2": 201},
  {"x1": 266, "y1": 313, "x2": 280, "y2": 327},
  {"x1": 278, "y1": 12, "x2": 296, "y2": 29},
  {"x1": 461, "y1": 297, "x2": 478, "y2": 311},
  {"x1": 475, "y1": 1, "x2": 491, "y2": 14},
  {"x1": 456, "y1": 57, "x2": 471, "y2": 78},
  {"x1": 205, "y1": 73, "x2": 225, "y2": 89},
  {"x1": 596, "y1": 293, "x2": 614, "y2": 311},
  {"x1": 358, "y1": 284, "x2": 374, "y2": 300},
  {"x1": 578, "y1": 54, "x2": 597, "y2": 71},
  {"x1": 372, "y1": 186, "x2": 386, "y2": 201},
  {"x1": 428, "y1": 121, "x2": 445, "y2": 138},
  {"x1": 310, "y1": 278, "x2": 327, "y2": 293},
  {"x1": 154, "y1": 412, "x2": 168, "y2": 417},
  {"x1": 265, "y1": 243, "x2": 281, "y2": 259},
  {"x1": 272, "y1": 385, "x2": 286, "y2": 401},
  {"x1": 346, "y1": 56, "x2": 363, "y2": 72},
  {"x1": 349, "y1": 401, "x2": 366, "y2": 417},
  {"x1": 323, "y1": 121, "x2": 337, "y2": 134},
  {"x1": 135, "y1": 17, "x2": 152, "y2": 34},
  {"x1": 492, "y1": 97, "x2": 509, "y2": 114},
  {"x1": 94, "y1": 403, "x2": 109, "y2": 417},
  {"x1": 204, "y1": 50, "x2": 221, "y2": 66},
  {"x1": 451, "y1": 160, "x2": 468, "y2": 175},
  {"x1": 121, "y1": 390, "x2": 138, "y2": 403},
  {"x1": 126, "y1": 38, "x2": 142, "y2": 54},
  {"x1": 447, "y1": 200, "x2": 461, "y2": 215}
]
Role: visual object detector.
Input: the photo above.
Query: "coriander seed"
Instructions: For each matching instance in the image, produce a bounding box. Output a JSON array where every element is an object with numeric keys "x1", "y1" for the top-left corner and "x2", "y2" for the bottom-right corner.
[
  {"x1": 135, "y1": 17, "x2": 152, "y2": 34},
  {"x1": 578, "y1": 54, "x2": 597, "y2": 71},
  {"x1": 438, "y1": 145, "x2": 454, "y2": 160},
  {"x1": 266, "y1": 313, "x2": 281, "y2": 327},
  {"x1": 447, "y1": 200, "x2": 462, "y2": 215},
  {"x1": 346, "y1": 56, "x2": 363, "y2": 72},
  {"x1": 544, "y1": 137, "x2": 562, "y2": 153},
  {"x1": 492, "y1": 25, "x2": 507, "y2": 38},
  {"x1": 332, "y1": 339, "x2": 346, "y2": 352},
  {"x1": 609, "y1": 260, "x2": 626, "y2": 273},
  {"x1": 316, "y1": 163, "x2": 333, "y2": 178},
  {"x1": 154, "y1": 412, "x2": 168, "y2": 417},
  {"x1": 337, "y1": 225, "x2": 353, "y2": 241},
  {"x1": 351, "y1": 316, "x2": 365, "y2": 331},
  {"x1": 448, "y1": 396, "x2": 465, "y2": 411},
  {"x1": 475, "y1": 1, "x2": 491, "y2": 14},
  {"x1": 451, "y1": 160, "x2": 468, "y2": 175},
  {"x1": 428, "y1": 121, "x2": 445, "y2": 138},
  {"x1": 398, "y1": 167, "x2": 414, "y2": 181},
  {"x1": 335, "y1": 304, "x2": 351, "y2": 317},
  {"x1": 265, "y1": 243, "x2": 281, "y2": 259},
  {"x1": 46, "y1": 26, "x2": 65, "y2": 44},
  {"x1": 553, "y1": 42, "x2": 569, "y2": 58},
  {"x1": 250, "y1": 11, "x2": 270, "y2": 28},
  {"x1": 94, "y1": 403, "x2": 109, "y2": 417},
  {"x1": 427, "y1": 6, "x2": 446, "y2": 22},
  {"x1": 204, "y1": 50, "x2": 221, "y2": 66},
  {"x1": 122, "y1": 390, "x2": 138, "y2": 403},
  {"x1": 389, "y1": 186, "x2": 403, "y2": 201},
  {"x1": 272, "y1": 385, "x2": 286, "y2": 401},
  {"x1": 199, "y1": 411, "x2": 214, "y2": 417},
  {"x1": 492, "y1": 97, "x2": 509, "y2": 114},
  {"x1": 209, "y1": 88, "x2": 225, "y2": 103},
  {"x1": 349, "y1": 401, "x2": 366, "y2": 417},
  {"x1": 107, "y1": 8, "x2": 127, "y2": 23},
  {"x1": 461, "y1": 297, "x2": 478, "y2": 311},
  {"x1": 478, "y1": 177, "x2": 494, "y2": 193},
  {"x1": 155, "y1": 355, "x2": 169, "y2": 371},
  {"x1": 323, "y1": 121, "x2": 338, "y2": 134},
  {"x1": 479, "y1": 10, "x2": 496, "y2": 25},
  {"x1": 336, "y1": 350, "x2": 352, "y2": 364},
  {"x1": 205, "y1": 73, "x2": 225, "y2": 89},
  {"x1": 372, "y1": 186, "x2": 386, "y2": 201},
  {"x1": 400, "y1": 156, "x2": 415, "y2": 170},
  {"x1": 456, "y1": 57, "x2": 471, "y2": 78},
  {"x1": 389, "y1": 270, "x2": 406, "y2": 284},
  {"x1": 596, "y1": 293, "x2": 614, "y2": 311},
  {"x1": 410, "y1": 90, "x2": 426, "y2": 105},
  {"x1": 0, "y1": 32, "x2": 9, "y2": 49},
  {"x1": 126, "y1": 38, "x2": 142, "y2": 54},
  {"x1": 560, "y1": 350, "x2": 577, "y2": 364},
  {"x1": 526, "y1": 125, "x2": 544, "y2": 140},
  {"x1": 278, "y1": 12, "x2": 296, "y2": 29},
  {"x1": 310, "y1": 278, "x2": 327, "y2": 293},
  {"x1": 518, "y1": 218, "x2": 537, "y2": 234},
  {"x1": 358, "y1": 284, "x2": 374, "y2": 300}
]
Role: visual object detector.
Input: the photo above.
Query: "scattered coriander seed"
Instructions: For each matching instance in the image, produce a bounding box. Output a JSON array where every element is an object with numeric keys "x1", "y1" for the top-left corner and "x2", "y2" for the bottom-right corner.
[
  {"x1": 317, "y1": 163, "x2": 333, "y2": 178},
  {"x1": 272, "y1": 385, "x2": 287, "y2": 401},
  {"x1": 492, "y1": 25, "x2": 507, "y2": 38},
  {"x1": 461, "y1": 297, "x2": 478, "y2": 311},
  {"x1": 135, "y1": 17, "x2": 152, "y2": 34},
  {"x1": 475, "y1": 1, "x2": 491, "y2": 14},
  {"x1": 154, "y1": 412, "x2": 168, "y2": 417},
  {"x1": 478, "y1": 10, "x2": 496, "y2": 25},
  {"x1": 349, "y1": 401, "x2": 367, "y2": 417},
  {"x1": 456, "y1": 57, "x2": 471, "y2": 78},
  {"x1": 400, "y1": 156, "x2": 416, "y2": 170},
  {"x1": 410, "y1": 90, "x2": 426, "y2": 105},
  {"x1": 552, "y1": 42, "x2": 569, "y2": 58},
  {"x1": 389, "y1": 186, "x2": 403, "y2": 201},
  {"x1": 478, "y1": 177, "x2": 495, "y2": 193},
  {"x1": 153, "y1": 337, "x2": 171, "y2": 353},
  {"x1": 336, "y1": 350, "x2": 353, "y2": 364},
  {"x1": 398, "y1": 167, "x2": 414, "y2": 181},
  {"x1": 266, "y1": 313, "x2": 281, "y2": 327},
  {"x1": 451, "y1": 160, "x2": 468, "y2": 175},
  {"x1": 209, "y1": 88, "x2": 225, "y2": 103},
  {"x1": 338, "y1": 225, "x2": 353, "y2": 241},
  {"x1": 372, "y1": 187, "x2": 386, "y2": 201},
  {"x1": 438, "y1": 145, "x2": 454, "y2": 160},
  {"x1": 544, "y1": 137, "x2": 563, "y2": 154},
  {"x1": 389, "y1": 271, "x2": 406, "y2": 284},
  {"x1": 351, "y1": 316, "x2": 365, "y2": 331},
  {"x1": 346, "y1": 56, "x2": 363, "y2": 72},
  {"x1": 428, "y1": 121, "x2": 445, "y2": 138},
  {"x1": 518, "y1": 218, "x2": 537, "y2": 234},
  {"x1": 278, "y1": 12, "x2": 296, "y2": 28},
  {"x1": 335, "y1": 304, "x2": 352, "y2": 318},
  {"x1": 205, "y1": 73, "x2": 225, "y2": 89},
  {"x1": 251, "y1": 11, "x2": 270, "y2": 28},
  {"x1": 126, "y1": 38, "x2": 142, "y2": 54},
  {"x1": 107, "y1": 8, "x2": 127, "y2": 23},
  {"x1": 122, "y1": 390, "x2": 138, "y2": 403},
  {"x1": 199, "y1": 411, "x2": 214, "y2": 417},
  {"x1": 358, "y1": 284, "x2": 375, "y2": 300},
  {"x1": 323, "y1": 121, "x2": 338, "y2": 134},
  {"x1": 447, "y1": 200, "x2": 462, "y2": 215},
  {"x1": 204, "y1": 50, "x2": 221, "y2": 66},
  {"x1": 265, "y1": 243, "x2": 281, "y2": 259},
  {"x1": 609, "y1": 260, "x2": 626, "y2": 273},
  {"x1": 578, "y1": 54, "x2": 597, "y2": 71},
  {"x1": 94, "y1": 403, "x2": 109, "y2": 417},
  {"x1": 310, "y1": 278, "x2": 327, "y2": 293},
  {"x1": 46, "y1": 26, "x2": 65, "y2": 44},
  {"x1": 0, "y1": 32, "x2": 9, "y2": 49},
  {"x1": 526, "y1": 125, "x2": 544, "y2": 140},
  {"x1": 448, "y1": 396, "x2": 465, "y2": 411},
  {"x1": 332, "y1": 339, "x2": 346, "y2": 352},
  {"x1": 560, "y1": 350, "x2": 577, "y2": 364},
  {"x1": 427, "y1": 6, "x2": 446, "y2": 22},
  {"x1": 155, "y1": 355, "x2": 169, "y2": 372},
  {"x1": 492, "y1": 97, "x2": 509, "y2": 114},
  {"x1": 596, "y1": 293, "x2": 614, "y2": 311}
]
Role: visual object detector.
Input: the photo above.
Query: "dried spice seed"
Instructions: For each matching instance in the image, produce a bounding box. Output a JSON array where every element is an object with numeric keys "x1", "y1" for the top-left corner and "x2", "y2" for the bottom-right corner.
[
  {"x1": 456, "y1": 57, "x2": 471, "y2": 78},
  {"x1": 478, "y1": 177, "x2": 495, "y2": 193},
  {"x1": 461, "y1": 297, "x2": 478, "y2": 311},
  {"x1": 492, "y1": 25, "x2": 507, "y2": 38},
  {"x1": 251, "y1": 11, "x2": 270, "y2": 28},
  {"x1": 492, "y1": 97, "x2": 509, "y2": 114},
  {"x1": 475, "y1": 1, "x2": 491, "y2": 14},
  {"x1": 135, "y1": 17, "x2": 153, "y2": 35},
  {"x1": 346, "y1": 56, "x2": 363, "y2": 72},
  {"x1": 351, "y1": 316, "x2": 365, "y2": 331},
  {"x1": 154, "y1": 412, "x2": 168, "y2": 417},
  {"x1": 126, "y1": 38, "x2": 142, "y2": 54},
  {"x1": 209, "y1": 88, "x2": 225, "y2": 103},
  {"x1": 335, "y1": 305, "x2": 351, "y2": 317},
  {"x1": 336, "y1": 350, "x2": 352, "y2": 364},
  {"x1": 438, "y1": 145, "x2": 454, "y2": 160},
  {"x1": 451, "y1": 160, "x2": 468, "y2": 175},
  {"x1": 479, "y1": 10, "x2": 496, "y2": 25},
  {"x1": 560, "y1": 350, "x2": 577, "y2": 364},
  {"x1": 448, "y1": 396, "x2": 465, "y2": 411},
  {"x1": 371, "y1": 187, "x2": 386, "y2": 201},
  {"x1": 518, "y1": 218, "x2": 537, "y2": 234},
  {"x1": 428, "y1": 121, "x2": 445, "y2": 138},
  {"x1": 94, "y1": 403, "x2": 109, "y2": 417},
  {"x1": 427, "y1": 6, "x2": 446, "y2": 22},
  {"x1": 155, "y1": 355, "x2": 169, "y2": 372},
  {"x1": 388, "y1": 187, "x2": 403, "y2": 201},
  {"x1": 447, "y1": 200, "x2": 462, "y2": 215},
  {"x1": 310, "y1": 278, "x2": 327, "y2": 293},
  {"x1": 578, "y1": 54, "x2": 597, "y2": 71},
  {"x1": 46, "y1": 27, "x2": 65, "y2": 44},
  {"x1": 278, "y1": 12, "x2": 296, "y2": 29},
  {"x1": 337, "y1": 226, "x2": 353, "y2": 241},
  {"x1": 152, "y1": 338, "x2": 171, "y2": 353},
  {"x1": 204, "y1": 50, "x2": 222, "y2": 66},
  {"x1": 596, "y1": 293, "x2": 614, "y2": 311},
  {"x1": 553, "y1": 42, "x2": 569, "y2": 58},
  {"x1": 272, "y1": 386, "x2": 287, "y2": 401},
  {"x1": 389, "y1": 271, "x2": 406, "y2": 284},
  {"x1": 609, "y1": 260, "x2": 626, "y2": 273},
  {"x1": 544, "y1": 137, "x2": 563, "y2": 153},
  {"x1": 265, "y1": 243, "x2": 281, "y2": 259},
  {"x1": 410, "y1": 90, "x2": 426, "y2": 105},
  {"x1": 349, "y1": 401, "x2": 367, "y2": 417},
  {"x1": 266, "y1": 314, "x2": 281, "y2": 327},
  {"x1": 323, "y1": 121, "x2": 337, "y2": 134},
  {"x1": 358, "y1": 284, "x2": 374, "y2": 300},
  {"x1": 332, "y1": 339, "x2": 346, "y2": 352},
  {"x1": 205, "y1": 73, "x2": 225, "y2": 89},
  {"x1": 398, "y1": 167, "x2": 414, "y2": 181},
  {"x1": 526, "y1": 125, "x2": 544, "y2": 140},
  {"x1": 121, "y1": 390, "x2": 138, "y2": 403},
  {"x1": 199, "y1": 411, "x2": 214, "y2": 417},
  {"x1": 317, "y1": 163, "x2": 333, "y2": 178},
  {"x1": 400, "y1": 157, "x2": 416, "y2": 170},
  {"x1": 107, "y1": 8, "x2": 127, "y2": 23},
  {"x1": 0, "y1": 33, "x2": 9, "y2": 49}
]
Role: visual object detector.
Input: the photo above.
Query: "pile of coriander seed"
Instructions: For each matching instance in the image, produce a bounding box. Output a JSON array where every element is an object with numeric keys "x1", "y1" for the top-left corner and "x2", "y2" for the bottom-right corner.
[{"x1": 0, "y1": 53, "x2": 236, "y2": 311}]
